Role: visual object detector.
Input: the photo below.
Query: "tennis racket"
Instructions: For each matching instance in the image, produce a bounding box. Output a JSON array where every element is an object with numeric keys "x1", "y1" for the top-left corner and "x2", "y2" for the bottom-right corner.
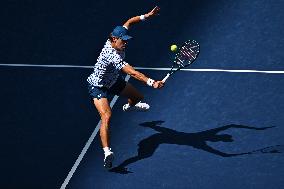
[{"x1": 162, "y1": 39, "x2": 200, "y2": 82}]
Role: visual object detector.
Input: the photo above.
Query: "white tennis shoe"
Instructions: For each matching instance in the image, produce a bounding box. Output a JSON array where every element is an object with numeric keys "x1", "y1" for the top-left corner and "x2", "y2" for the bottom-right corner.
[
  {"x1": 123, "y1": 102, "x2": 150, "y2": 112},
  {"x1": 104, "y1": 151, "x2": 114, "y2": 169}
]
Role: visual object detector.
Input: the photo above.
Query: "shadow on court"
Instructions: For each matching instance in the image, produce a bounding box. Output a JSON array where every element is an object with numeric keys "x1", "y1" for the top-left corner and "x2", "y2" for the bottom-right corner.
[{"x1": 110, "y1": 121, "x2": 282, "y2": 174}]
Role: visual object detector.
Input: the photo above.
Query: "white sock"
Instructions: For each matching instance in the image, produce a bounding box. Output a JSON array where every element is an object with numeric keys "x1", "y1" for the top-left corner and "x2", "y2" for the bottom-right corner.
[{"x1": 103, "y1": 147, "x2": 111, "y2": 154}]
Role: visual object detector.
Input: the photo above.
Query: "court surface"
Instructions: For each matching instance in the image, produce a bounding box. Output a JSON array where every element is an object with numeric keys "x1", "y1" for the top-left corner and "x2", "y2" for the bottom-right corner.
[{"x1": 1, "y1": 0, "x2": 283, "y2": 188}]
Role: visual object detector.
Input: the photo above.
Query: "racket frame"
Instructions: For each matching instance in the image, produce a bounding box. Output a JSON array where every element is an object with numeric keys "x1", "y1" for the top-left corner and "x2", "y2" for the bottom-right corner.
[{"x1": 162, "y1": 40, "x2": 200, "y2": 82}]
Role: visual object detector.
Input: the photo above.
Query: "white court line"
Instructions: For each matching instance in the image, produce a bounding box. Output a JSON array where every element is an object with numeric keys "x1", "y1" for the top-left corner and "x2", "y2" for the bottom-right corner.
[
  {"x1": 60, "y1": 75, "x2": 131, "y2": 189},
  {"x1": 1, "y1": 63, "x2": 284, "y2": 74},
  {"x1": 0, "y1": 63, "x2": 92, "y2": 69},
  {"x1": 135, "y1": 67, "x2": 284, "y2": 74}
]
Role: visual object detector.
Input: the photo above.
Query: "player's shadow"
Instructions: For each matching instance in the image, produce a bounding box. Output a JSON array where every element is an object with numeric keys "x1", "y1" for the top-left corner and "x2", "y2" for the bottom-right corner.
[{"x1": 109, "y1": 121, "x2": 281, "y2": 174}]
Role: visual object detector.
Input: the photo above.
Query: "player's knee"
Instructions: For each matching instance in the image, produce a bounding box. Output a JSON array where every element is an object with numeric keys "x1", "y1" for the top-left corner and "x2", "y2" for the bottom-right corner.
[{"x1": 101, "y1": 111, "x2": 112, "y2": 123}]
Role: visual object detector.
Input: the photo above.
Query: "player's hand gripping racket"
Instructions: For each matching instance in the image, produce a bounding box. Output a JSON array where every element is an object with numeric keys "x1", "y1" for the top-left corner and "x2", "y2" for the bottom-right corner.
[{"x1": 162, "y1": 40, "x2": 200, "y2": 83}]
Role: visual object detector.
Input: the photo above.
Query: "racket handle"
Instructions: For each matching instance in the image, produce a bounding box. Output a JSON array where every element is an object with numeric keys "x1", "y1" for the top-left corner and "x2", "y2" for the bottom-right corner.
[{"x1": 162, "y1": 73, "x2": 170, "y2": 83}]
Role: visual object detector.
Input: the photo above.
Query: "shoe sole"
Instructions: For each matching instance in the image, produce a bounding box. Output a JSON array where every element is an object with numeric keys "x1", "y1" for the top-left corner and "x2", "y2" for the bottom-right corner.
[
  {"x1": 123, "y1": 104, "x2": 150, "y2": 112},
  {"x1": 123, "y1": 108, "x2": 149, "y2": 112},
  {"x1": 104, "y1": 154, "x2": 114, "y2": 169}
]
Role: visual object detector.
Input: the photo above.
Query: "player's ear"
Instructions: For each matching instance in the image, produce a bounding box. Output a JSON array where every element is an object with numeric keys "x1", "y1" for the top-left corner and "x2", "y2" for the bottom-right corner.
[
  {"x1": 108, "y1": 34, "x2": 118, "y2": 43},
  {"x1": 112, "y1": 37, "x2": 119, "y2": 43}
]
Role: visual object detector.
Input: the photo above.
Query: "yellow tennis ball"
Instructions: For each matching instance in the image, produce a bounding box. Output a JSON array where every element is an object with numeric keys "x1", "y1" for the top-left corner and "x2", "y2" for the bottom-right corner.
[{"x1": 170, "y1": 44, "x2": 178, "y2": 52}]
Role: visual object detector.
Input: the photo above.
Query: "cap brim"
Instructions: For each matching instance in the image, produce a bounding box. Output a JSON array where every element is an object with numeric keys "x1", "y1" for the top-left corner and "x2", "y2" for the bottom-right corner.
[{"x1": 120, "y1": 35, "x2": 132, "y2": 40}]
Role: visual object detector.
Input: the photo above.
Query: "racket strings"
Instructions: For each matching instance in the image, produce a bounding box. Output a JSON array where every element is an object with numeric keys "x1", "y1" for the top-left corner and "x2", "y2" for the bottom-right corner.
[{"x1": 175, "y1": 41, "x2": 200, "y2": 67}]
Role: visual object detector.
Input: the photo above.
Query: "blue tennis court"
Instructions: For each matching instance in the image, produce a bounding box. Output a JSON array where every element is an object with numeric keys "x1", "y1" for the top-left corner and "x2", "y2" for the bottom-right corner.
[{"x1": 1, "y1": 0, "x2": 283, "y2": 188}]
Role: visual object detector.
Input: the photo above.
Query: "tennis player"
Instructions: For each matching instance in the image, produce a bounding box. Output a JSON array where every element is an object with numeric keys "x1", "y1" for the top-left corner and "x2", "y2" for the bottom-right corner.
[{"x1": 87, "y1": 6, "x2": 164, "y2": 168}]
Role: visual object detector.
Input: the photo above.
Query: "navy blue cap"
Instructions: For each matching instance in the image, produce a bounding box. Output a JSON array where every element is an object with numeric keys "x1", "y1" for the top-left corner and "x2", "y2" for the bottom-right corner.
[{"x1": 111, "y1": 26, "x2": 132, "y2": 40}]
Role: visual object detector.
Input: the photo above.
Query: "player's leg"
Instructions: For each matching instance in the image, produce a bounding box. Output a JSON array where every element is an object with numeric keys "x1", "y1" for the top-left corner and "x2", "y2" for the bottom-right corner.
[
  {"x1": 93, "y1": 97, "x2": 114, "y2": 168},
  {"x1": 120, "y1": 82, "x2": 143, "y2": 105},
  {"x1": 93, "y1": 97, "x2": 112, "y2": 147},
  {"x1": 120, "y1": 82, "x2": 150, "y2": 111}
]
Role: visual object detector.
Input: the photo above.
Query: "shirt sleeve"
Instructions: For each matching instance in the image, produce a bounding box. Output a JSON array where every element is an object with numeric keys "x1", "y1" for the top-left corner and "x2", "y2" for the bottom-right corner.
[
  {"x1": 112, "y1": 53, "x2": 128, "y2": 70},
  {"x1": 113, "y1": 60, "x2": 128, "y2": 70}
]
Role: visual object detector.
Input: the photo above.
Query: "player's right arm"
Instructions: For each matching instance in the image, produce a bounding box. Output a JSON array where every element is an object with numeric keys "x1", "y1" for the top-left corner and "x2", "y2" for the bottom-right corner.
[{"x1": 121, "y1": 64, "x2": 164, "y2": 89}]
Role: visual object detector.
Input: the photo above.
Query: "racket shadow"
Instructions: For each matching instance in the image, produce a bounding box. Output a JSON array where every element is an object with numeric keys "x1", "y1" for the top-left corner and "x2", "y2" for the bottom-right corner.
[{"x1": 109, "y1": 121, "x2": 281, "y2": 174}]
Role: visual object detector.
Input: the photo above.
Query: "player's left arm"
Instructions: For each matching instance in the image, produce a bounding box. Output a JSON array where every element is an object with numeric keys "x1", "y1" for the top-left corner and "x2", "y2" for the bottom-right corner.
[{"x1": 123, "y1": 6, "x2": 160, "y2": 29}]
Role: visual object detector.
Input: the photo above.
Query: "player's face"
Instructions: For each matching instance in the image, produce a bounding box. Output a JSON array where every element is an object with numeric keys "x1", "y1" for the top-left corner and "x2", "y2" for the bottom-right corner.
[{"x1": 113, "y1": 38, "x2": 128, "y2": 51}]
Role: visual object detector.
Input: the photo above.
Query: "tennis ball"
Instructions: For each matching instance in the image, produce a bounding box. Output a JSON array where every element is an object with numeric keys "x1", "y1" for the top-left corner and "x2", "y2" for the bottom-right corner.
[{"x1": 170, "y1": 44, "x2": 178, "y2": 52}]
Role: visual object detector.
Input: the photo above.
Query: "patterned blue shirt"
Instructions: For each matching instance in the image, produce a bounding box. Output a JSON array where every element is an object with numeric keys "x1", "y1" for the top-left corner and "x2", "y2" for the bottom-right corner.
[{"x1": 87, "y1": 40, "x2": 128, "y2": 88}]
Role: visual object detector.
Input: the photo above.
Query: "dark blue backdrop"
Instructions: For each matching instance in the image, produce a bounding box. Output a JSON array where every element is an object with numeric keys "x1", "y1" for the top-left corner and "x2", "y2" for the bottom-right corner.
[{"x1": 0, "y1": 0, "x2": 283, "y2": 188}]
